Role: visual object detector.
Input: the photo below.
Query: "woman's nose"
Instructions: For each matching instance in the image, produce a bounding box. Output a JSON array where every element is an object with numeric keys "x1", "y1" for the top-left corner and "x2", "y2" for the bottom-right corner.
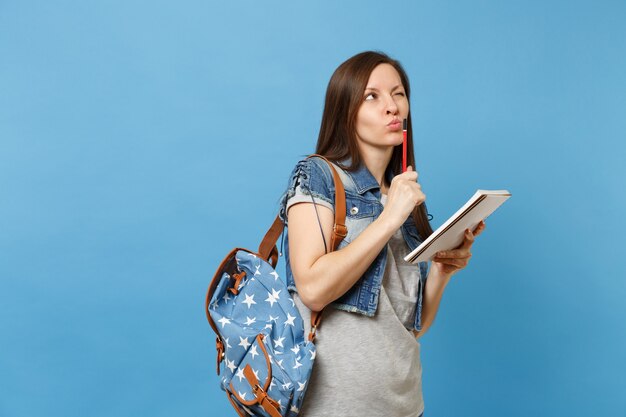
[{"x1": 385, "y1": 95, "x2": 399, "y2": 114}]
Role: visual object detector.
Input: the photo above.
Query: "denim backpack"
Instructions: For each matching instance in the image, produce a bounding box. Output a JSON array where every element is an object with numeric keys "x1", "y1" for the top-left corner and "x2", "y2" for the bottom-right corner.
[{"x1": 205, "y1": 155, "x2": 347, "y2": 416}]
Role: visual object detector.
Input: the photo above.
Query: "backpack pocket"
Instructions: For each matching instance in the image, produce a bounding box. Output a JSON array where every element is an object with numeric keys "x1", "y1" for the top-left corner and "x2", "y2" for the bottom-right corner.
[{"x1": 228, "y1": 334, "x2": 294, "y2": 416}]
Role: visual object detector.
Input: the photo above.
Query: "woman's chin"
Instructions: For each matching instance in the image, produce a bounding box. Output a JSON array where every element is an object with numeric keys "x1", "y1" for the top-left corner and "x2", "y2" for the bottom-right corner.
[{"x1": 389, "y1": 134, "x2": 404, "y2": 146}]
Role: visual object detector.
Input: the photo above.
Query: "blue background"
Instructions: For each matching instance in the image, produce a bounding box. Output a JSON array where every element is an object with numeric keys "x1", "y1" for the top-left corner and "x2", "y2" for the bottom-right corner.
[{"x1": 1, "y1": 1, "x2": 625, "y2": 416}]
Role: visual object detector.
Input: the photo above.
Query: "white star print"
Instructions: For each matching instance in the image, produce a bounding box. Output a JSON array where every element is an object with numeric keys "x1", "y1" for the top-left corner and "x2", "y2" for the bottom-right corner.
[
  {"x1": 252, "y1": 368, "x2": 260, "y2": 380},
  {"x1": 254, "y1": 265, "x2": 261, "y2": 276},
  {"x1": 290, "y1": 298, "x2": 295, "y2": 307},
  {"x1": 222, "y1": 293, "x2": 231, "y2": 303},
  {"x1": 242, "y1": 293, "x2": 256, "y2": 308},
  {"x1": 265, "y1": 289, "x2": 280, "y2": 307},
  {"x1": 242, "y1": 405, "x2": 254, "y2": 415},
  {"x1": 297, "y1": 381, "x2": 306, "y2": 392},
  {"x1": 235, "y1": 368, "x2": 245, "y2": 382},
  {"x1": 276, "y1": 359, "x2": 284, "y2": 368},
  {"x1": 269, "y1": 315, "x2": 279, "y2": 322},
  {"x1": 211, "y1": 299, "x2": 219, "y2": 310},
  {"x1": 264, "y1": 323, "x2": 273, "y2": 330},
  {"x1": 290, "y1": 405, "x2": 299, "y2": 413},
  {"x1": 217, "y1": 317, "x2": 231, "y2": 328},
  {"x1": 238, "y1": 336, "x2": 251, "y2": 350},
  {"x1": 224, "y1": 337, "x2": 232, "y2": 349},
  {"x1": 293, "y1": 358, "x2": 302, "y2": 369},
  {"x1": 310, "y1": 350, "x2": 316, "y2": 360},
  {"x1": 290, "y1": 345, "x2": 300, "y2": 355},
  {"x1": 269, "y1": 379, "x2": 276, "y2": 391},
  {"x1": 244, "y1": 316, "x2": 256, "y2": 326},
  {"x1": 225, "y1": 358, "x2": 236, "y2": 373},
  {"x1": 270, "y1": 271, "x2": 279, "y2": 281},
  {"x1": 250, "y1": 345, "x2": 259, "y2": 359},
  {"x1": 281, "y1": 382, "x2": 291, "y2": 390},
  {"x1": 238, "y1": 391, "x2": 247, "y2": 400},
  {"x1": 265, "y1": 295, "x2": 276, "y2": 308},
  {"x1": 284, "y1": 313, "x2": 296, "y2": 327},
  {"x1": 273, "y1": 336, "x2": 285, "y2": 348}
]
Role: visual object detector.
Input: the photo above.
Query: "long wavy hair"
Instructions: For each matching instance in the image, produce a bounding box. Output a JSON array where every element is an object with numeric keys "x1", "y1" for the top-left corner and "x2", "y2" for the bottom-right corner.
[{"x1": 315, "y1": 51, "x2": 433, "y2": 241}]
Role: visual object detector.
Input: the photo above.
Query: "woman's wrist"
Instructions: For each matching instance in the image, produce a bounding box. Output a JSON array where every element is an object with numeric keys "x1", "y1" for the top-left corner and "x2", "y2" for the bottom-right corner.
[
  {"x1": 428, "y1": 262, "x2": 454, "y2": 288},
  {"x1": 376, "y1": 210, "x2": 402, "y2": 234}
]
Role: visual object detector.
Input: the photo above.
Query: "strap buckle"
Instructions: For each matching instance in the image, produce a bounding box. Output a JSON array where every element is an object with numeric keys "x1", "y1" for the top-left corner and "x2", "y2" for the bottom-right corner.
[
  {"x1": 252, "y1": 384, "x2": 280, "y2": 410},
  {"x1": 333, "y1": 223, "x2": 348, "y2": 237}
]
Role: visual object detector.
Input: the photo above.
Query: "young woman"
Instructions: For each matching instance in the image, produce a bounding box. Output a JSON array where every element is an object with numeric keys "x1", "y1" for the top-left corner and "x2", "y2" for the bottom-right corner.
[{"x1": 278, "y1": 51, "x2": 485, "y2": 417}]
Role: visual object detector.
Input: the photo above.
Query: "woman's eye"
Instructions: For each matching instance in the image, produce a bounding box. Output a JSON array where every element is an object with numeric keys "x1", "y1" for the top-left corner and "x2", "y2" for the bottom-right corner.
[
  {"x1": 364, "y1": 93, "x2": 377, "y2": 101},
  {"x1": 395, "y1": 91, "x2": 406, "y2": 97}
]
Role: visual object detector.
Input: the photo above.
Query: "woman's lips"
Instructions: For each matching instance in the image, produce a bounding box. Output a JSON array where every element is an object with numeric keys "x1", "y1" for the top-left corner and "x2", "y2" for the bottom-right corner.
[{"x1": 387, "y1": 121, "x2": 402, "y2": 130}]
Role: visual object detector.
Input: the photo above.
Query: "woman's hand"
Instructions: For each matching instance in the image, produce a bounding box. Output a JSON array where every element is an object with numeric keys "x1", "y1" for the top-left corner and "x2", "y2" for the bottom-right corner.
[
  {"x1": 432, "y1": 221, "x2": 486, "y2": 277},
  {"x1": 380, "y1": 166, "x2": 425, "y2": 230}
]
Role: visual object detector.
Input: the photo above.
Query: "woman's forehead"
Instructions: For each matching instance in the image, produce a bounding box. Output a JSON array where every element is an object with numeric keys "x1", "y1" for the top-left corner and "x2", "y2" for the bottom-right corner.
[{"x1": 365, "y1": 63, "x2": 403, "y2": 89}]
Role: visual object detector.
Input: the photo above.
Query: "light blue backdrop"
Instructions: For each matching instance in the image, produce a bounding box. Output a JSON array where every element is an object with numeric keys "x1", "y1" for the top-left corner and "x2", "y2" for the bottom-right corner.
[{"x1": 1, "y1": 1, "x2": 624, "y2": 416}]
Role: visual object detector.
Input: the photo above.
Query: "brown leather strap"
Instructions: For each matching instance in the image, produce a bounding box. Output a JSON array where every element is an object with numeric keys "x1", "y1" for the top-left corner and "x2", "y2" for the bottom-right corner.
[
  {"x1": 308, "y1": 310, "x2": 323, "y2": 342},
  {"x1": 215, "y1": 337, "x2": 224, "y2": 375},
  {"x1": 258, "y1": 215, "x2": 285, "y2": 268},
  {"x1": 243, "y1": 364, "x2": 281, "y2": 417},
  {"x1": 205, "y1": 247, "x2": 241, "y2": 336},
  {"x1": 257, "y1": 155, "x2": 347, "y2": 263},
  {"x1": 308, "y1": 154, "x2": 348, "y2": 252}
]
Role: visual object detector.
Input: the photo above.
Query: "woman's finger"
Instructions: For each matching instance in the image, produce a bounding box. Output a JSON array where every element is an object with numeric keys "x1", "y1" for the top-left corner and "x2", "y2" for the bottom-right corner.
[
  {"x1": 432, "y1": 256, "x2": 469, "y2": 269},
  {"x1": 434, "y1": 250, "x2": 471, "y2": 259},
  {"x1": 459, "y1": 229, "x2": 475, "y2": 249},
  {"x1": 434, "y1": 249, "x2": 471, "y2": 261},
  {"x1": 472, "y1": 221, "x2": 486, "y2": 237}
]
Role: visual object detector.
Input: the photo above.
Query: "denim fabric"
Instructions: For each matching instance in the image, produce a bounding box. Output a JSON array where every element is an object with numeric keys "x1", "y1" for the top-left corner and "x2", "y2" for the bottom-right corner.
[
  {"x1": 208, "y1": 250, "x2": 315, "y2": 416},
  {"x1": 278, "y1": 156, "x2": 429, "y2": 331}
]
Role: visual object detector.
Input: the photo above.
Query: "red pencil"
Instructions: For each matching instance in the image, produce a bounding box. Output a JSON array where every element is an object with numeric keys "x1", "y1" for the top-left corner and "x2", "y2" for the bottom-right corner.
[{"x1": 402, "y1": 119, "x2": 407, "y2": 172}]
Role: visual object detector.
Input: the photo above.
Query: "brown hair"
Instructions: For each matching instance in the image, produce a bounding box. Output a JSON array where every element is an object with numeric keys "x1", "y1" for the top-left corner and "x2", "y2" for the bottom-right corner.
[{"x1": 315, "y1": 51, "x2": 433, "y2": 241}]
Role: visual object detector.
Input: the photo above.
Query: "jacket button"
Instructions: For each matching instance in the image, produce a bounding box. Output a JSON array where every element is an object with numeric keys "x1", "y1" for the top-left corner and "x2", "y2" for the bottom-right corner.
[{"x1": 350, "y1": 206, "x2": 359, "y2": 215}]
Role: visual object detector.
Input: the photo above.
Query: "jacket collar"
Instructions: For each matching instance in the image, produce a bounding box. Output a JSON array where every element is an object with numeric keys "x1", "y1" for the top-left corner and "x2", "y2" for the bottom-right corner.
[{"x1": 338, "y1": 157, "x2": 393, "y2": 195}]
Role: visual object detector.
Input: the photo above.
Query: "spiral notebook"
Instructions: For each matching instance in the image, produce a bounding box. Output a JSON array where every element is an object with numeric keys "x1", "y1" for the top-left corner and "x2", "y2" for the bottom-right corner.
[{"x1": 404, "y1": 190, "x2": 511, "y2": 264}]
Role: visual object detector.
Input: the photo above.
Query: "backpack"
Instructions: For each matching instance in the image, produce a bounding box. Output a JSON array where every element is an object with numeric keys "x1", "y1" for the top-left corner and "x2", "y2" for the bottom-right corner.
[{"x1": 205, "y1": 155, "x2": 347, "y2": 416}]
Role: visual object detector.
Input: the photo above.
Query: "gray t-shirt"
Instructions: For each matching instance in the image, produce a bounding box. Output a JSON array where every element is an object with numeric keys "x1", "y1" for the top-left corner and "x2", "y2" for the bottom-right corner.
[{"x1": 287, "y1": 193, "x2": 424, "y2": 417}]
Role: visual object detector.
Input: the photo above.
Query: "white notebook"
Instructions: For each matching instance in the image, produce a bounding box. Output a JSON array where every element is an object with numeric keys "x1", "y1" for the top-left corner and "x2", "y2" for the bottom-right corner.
[{"x1": 404, "y1": 190, "x2": 511, "y2": 264}]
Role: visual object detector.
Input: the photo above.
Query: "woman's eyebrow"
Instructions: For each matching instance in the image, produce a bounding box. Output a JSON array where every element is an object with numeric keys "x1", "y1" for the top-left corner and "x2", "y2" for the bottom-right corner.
[{"x1": 364, "y1": 85, "x2": 403, "y2": 92}]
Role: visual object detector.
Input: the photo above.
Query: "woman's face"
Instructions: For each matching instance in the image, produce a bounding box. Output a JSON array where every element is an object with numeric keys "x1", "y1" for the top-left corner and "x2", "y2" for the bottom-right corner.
[{"x1": 355, "y1": 63, "x2": 409, "y2": 152}]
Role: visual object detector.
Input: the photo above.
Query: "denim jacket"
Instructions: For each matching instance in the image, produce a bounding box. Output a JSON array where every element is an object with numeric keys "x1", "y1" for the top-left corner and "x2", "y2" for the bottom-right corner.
[{"x1": 278, "y1": 156, "x2": 430, "y2": 331}]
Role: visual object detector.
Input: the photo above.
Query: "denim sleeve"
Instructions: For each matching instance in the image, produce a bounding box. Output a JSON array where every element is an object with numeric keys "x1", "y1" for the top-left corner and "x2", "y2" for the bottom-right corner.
[{"x1": 278, "y1": 157, "x2": 335, "y2": 225}]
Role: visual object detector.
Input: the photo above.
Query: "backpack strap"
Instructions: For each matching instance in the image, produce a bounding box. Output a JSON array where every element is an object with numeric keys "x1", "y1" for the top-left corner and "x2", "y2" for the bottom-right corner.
[
  {"x1": 257, "y1": 154, "x2": 347, "y2": 342},
  {"x1": 258, "y1": 154, "x2": 347, "y2": 261},
  {"x1": 312, "y1": 154, "x2": 348, "y2": 250}
]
